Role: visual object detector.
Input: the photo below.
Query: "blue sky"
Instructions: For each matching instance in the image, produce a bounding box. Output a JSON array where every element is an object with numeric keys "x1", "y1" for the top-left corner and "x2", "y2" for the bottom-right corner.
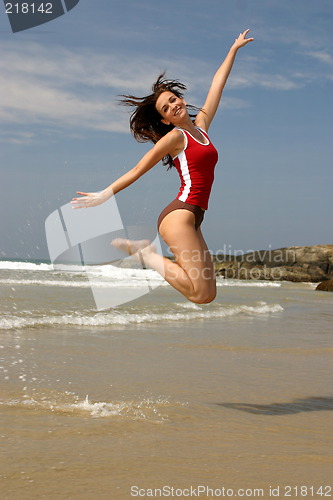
[{"x1": 0, "y1": 0, "x2": 332, "y2": 259}]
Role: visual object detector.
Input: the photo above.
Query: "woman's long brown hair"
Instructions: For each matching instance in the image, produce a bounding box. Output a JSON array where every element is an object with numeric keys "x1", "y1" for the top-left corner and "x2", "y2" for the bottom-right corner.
[{"x1": 120, "y1": 73, "x2": 198, "y2": 169}]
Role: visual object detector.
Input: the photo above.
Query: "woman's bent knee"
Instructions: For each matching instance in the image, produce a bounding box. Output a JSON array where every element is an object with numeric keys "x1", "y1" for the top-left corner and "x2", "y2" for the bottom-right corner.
[{"x1": 190, "y1": 288, "x2": 217, "y2": 304}]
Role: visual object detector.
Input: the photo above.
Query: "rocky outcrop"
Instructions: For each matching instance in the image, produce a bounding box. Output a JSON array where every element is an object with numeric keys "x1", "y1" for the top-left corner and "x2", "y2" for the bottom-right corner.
[
  {"x1": 214, "y1": 245, "x2": 333, "y2": 283},
  {"x1": 316, "y1": 279, "x2": 333, "y2": 292}
]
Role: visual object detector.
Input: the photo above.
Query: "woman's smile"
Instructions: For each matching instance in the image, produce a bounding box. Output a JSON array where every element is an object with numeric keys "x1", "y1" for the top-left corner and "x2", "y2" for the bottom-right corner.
[{"x1": 156, "y1": 91, "x2": 187, "y2": 124}]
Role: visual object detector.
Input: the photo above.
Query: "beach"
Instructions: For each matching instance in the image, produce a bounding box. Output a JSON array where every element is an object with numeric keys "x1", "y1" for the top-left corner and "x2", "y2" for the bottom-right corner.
[{"x1": 1, "y1": 260, "x2": 332, "y2": 499}]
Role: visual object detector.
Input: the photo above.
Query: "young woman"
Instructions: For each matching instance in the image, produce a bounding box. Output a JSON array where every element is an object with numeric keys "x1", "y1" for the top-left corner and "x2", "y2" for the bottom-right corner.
[{"x1": 71, "y1": 30, "x2": 254, "y2": 304}]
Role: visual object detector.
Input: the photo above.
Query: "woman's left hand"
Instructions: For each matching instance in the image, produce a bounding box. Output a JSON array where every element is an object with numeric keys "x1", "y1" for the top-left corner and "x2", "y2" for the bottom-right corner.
[{"x1": 233, "y1": 29, "x2": 254, "y2": 49}]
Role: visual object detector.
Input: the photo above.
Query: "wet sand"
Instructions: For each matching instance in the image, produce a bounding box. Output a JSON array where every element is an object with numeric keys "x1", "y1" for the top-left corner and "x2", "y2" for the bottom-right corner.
[{"x1": 1, "y1": 301, "x2": 333, "y2": 500}]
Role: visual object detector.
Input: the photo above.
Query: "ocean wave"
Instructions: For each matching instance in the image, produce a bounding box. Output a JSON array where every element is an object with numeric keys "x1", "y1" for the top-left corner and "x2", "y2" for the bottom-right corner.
[
  {"x1": 0, "y1": 260, "x2": 53, "y2": 271},
  {"x1": 0, "y1": 276, "x2": 281, "y2": 290},
  {"x1": 0, "y1": 276, "x2": 165, "y2": 289},
  {"x1": 0, "y1": 260, "x2": 161, "y2": 277},
  {"x1": 0, "y1": 302, "x2": 284, "y2": 330},
  {"x1": 0, "y1": 260, "x2": 166, "y2": 286},
  {"x1": 1, "y1": 260, "x2": 284, "y2": 289},
  {"x1": 217, "y1": 279, "x2": 281, "y2": 288},
  {"x1": 0, "y1": 278, "x2": 91, "y2": 287}
]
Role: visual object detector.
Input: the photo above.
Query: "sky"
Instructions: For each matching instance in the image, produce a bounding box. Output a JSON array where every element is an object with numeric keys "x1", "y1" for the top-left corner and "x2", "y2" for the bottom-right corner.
[{"x1": 0, "y1": 0, "x2": 332, "y2": 260}]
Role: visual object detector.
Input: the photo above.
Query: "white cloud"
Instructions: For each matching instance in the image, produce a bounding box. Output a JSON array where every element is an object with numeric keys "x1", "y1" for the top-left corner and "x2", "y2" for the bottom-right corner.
[
  {"x1": 0, "y1": 73, "x2": 126, "y2": 131},
  {"x1": 306, "y1": 50, "x2": 333, "y2": 66},
  {"x1": 0, "y1": 131, "x2": 34, "y2": 145},
  {"x1": 256, "y1": 25, "x2": 329, "y2": 52},
  {"x1": 0, "y1": 39, "x2": 311, "y2": 143},
  {"x1": 230, "y1": 72, "x2": 300, "y2": 91}
]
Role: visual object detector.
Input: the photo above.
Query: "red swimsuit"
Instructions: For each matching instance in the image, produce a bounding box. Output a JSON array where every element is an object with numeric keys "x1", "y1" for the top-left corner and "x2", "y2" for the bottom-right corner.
[
  {"x1": 157, "y1": 127, "x2": 218, "y2": 229},
  {"x1": 174, "y1": 127, "x2": 218, "y2": 210},
  {"x1": 157, "y1": 127, "x2": 218, "y2": 231}
]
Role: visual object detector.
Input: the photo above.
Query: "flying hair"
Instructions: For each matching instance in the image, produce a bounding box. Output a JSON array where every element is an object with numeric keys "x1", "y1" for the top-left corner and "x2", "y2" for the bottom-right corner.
[{"x1": 119, "y1": 73, "x2": 199, "y2": 169}]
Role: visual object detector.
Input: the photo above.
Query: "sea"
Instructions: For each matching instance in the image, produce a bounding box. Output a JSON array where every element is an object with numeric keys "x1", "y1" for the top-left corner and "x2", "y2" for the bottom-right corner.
[{"x1": 0, "y1": 259, "x2": 332, "y2": 500}]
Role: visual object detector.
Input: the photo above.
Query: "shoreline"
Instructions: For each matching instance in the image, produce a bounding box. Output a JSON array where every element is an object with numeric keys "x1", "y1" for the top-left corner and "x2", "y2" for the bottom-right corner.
[{"x1": 1, "y1": 244, "x2": 333, "y2": 284}]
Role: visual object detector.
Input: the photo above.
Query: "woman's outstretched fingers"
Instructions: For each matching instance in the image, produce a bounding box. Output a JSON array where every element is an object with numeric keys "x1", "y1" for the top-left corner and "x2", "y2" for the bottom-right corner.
[
  {"x1": 234, "y1": 29, "x2": 254, "y2": 47},
  {"x1": 70, "y1": 190, "x2": 108, "y2": 209}
]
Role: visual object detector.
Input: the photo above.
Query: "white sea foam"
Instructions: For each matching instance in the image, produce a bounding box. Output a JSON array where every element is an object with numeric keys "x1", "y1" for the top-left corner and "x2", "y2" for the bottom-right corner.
[
  {"x1": 175, "y1": 302, "x2": 202, "y2": 310},
  {"x1": 74, "y1": 395, "x2": 169, "y2": 420},
  {"x1": 1, "y1": 260, "x2": 285, "y2": 290},
  {"x1": 217, "y1": 279, "x2": 281, "y2": 288},
  {"x1": 0, "y1": 302, "x2": 284, "y2": 330},
  {"x1": 0, "y1": 276, "x2": 165, "y2": 289},
  {"x1": 0, "y1": 278, "x2": 91, "y2": 287},
  {"x1": 0, "y1": 393, "x2": 171, "y2": 421},
  {"x1": 0, "y1": 260, "x2": 165, "y2": 288},
  {"x1": 0, "y1": 276, "x2": 281, "y2": 290},
  {"x1": 0, "y1": 261, "x2": 53, "y2": 271}
]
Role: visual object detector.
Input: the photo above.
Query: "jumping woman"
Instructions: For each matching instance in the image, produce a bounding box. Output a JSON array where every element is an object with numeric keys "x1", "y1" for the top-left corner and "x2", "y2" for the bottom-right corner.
[{"x1": 71, "y1": 30, "x2": 254, "y2": 304}]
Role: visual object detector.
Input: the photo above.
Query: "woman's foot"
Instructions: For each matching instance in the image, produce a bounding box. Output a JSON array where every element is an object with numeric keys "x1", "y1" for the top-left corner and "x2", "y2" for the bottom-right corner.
[{"x1": 112, "y1": 238, "x2": 155, "y2": 257}]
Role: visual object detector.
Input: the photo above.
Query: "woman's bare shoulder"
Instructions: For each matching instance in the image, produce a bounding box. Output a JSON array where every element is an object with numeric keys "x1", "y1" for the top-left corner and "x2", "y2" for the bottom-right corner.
[
  {"x1": 154, "y1": 128, "x2": 185, "y2": 157},
  {"x1": 164, "y1": 127, "x2": 184, "y2": 142},
  {"x1": 163, "y1": 128, "x2": 185, "y2": 154}
]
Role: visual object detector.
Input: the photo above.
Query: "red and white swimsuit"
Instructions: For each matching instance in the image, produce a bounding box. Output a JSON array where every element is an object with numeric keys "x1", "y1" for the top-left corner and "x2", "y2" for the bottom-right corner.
[{"x1": 173, "y1": 127, "x2": 218, "y2": 210}]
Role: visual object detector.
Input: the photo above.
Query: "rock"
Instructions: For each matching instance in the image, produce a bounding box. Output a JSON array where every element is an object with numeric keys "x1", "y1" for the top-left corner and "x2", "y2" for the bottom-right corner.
[
  {"x1": 214, "y1": 245, "x2": 333, "y2": 283},
  {"x1": 316, "y1": 280, "x2": 333, "y2": 292}
]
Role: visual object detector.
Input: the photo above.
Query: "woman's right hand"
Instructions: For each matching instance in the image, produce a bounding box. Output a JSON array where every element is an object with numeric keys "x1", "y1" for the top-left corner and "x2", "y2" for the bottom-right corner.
[{"x1": 71, "y1": 190, "x2": 109, "y2": 209}]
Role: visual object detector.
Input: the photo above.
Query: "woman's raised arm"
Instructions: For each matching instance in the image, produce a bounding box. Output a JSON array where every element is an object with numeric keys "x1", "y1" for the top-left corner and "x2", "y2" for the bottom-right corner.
[{"x1": 195, "y1": 29, "x2": 254, "y2": 132}]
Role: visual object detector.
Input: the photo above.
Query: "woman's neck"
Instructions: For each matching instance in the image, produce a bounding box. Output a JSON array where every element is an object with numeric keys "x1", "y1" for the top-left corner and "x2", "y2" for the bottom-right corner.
[{"x1": 177, "y1": 116, "x2": 197, "y2": 134}]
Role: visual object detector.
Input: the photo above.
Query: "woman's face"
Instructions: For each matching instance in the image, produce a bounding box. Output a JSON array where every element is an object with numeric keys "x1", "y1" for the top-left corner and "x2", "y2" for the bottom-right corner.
[{"x1": 155, "y1": 91, "x2": 187, "y2": 126}]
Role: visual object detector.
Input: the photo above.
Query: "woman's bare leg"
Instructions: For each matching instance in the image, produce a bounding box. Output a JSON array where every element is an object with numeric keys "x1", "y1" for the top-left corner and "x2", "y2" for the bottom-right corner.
[{"x1": 112, "y1": 209, "x2": 216, "y2": 304}]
